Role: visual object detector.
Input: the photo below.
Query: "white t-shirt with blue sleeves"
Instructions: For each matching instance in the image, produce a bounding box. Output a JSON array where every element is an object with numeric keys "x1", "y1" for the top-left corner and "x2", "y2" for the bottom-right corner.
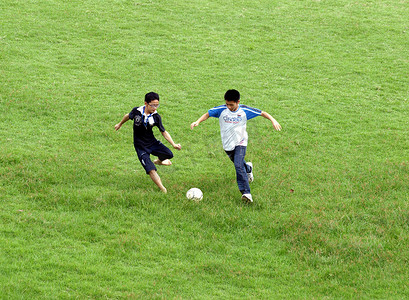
[{"x1": 208, "y1": 104, "x2": 262, "y2": 151}]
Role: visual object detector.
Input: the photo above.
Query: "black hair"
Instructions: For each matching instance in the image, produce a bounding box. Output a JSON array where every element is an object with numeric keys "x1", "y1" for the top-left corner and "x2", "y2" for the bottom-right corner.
[
  {"x1": 224, "y1": 89, "x2": 240, "y2": 102},
  {"x1": 145, "y1": 92, "x2": 160, "y2": 103}
]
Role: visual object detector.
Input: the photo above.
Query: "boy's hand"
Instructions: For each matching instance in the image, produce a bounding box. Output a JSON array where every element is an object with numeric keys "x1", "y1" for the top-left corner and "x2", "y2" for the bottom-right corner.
[
  {"x1": 190, "y1": 121, "x2": 199, "y2": 129},
  {"x1": 272, "y1": 120, "x2": 282, "y2": 131},
  {"x1": 173, "y1": 144, "x2": 182, "y2": 150},
  {"x1": 115, "y1": 114, "x2": 130, "y2": 131}
]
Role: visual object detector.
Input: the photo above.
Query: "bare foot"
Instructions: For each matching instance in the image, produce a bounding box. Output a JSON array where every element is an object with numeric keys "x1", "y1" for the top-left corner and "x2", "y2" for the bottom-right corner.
[{"x1": 154, "y1": 159, "x2": 172, "y2": 166}]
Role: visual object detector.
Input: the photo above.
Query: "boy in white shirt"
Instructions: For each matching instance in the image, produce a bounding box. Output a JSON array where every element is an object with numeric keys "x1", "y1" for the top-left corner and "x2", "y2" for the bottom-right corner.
[{"x1": 190, "y1": 89, "x2": 281, "y2": 203}]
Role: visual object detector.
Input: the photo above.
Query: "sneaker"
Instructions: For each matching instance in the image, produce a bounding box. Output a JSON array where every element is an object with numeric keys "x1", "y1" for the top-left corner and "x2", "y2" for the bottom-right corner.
[
  {"x1": 241, "y1": 193, "x2": 253, "y2": 203},
  {"x1": 247, "y1": 162, "x2": 254, "y2": 183}
]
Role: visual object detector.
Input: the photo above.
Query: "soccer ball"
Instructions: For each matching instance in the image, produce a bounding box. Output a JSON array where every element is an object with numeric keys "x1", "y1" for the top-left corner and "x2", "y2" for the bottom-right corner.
[{"x1": 186, "y1": 188, "x2": 203, "y2": 201}]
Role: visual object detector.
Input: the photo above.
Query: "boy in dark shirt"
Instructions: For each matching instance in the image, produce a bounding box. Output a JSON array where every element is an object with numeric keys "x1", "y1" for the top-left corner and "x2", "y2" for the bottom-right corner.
[{"x1": 115, "y1": 92, "x2": 181, "y2": 193}]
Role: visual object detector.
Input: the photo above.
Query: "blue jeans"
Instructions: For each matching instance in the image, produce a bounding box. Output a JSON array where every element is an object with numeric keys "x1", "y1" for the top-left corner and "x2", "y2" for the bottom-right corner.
[{"x1": 225, "y1": 146, "x2": 251, "y2": 194}]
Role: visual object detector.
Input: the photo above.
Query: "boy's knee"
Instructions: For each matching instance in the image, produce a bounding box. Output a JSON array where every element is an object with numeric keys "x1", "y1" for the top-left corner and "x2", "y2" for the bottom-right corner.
[
  {"x1": 159, "y1": 151, "x2": 173, "y2": 161},
  {"x1": 234, "y1": 161, "x2": 245, "y2": 171}
]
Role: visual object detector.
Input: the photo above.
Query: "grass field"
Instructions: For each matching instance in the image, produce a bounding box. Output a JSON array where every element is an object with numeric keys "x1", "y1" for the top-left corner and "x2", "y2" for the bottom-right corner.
[{"x1": 1, "y1": 0, "x2": 409, "y2": 298}]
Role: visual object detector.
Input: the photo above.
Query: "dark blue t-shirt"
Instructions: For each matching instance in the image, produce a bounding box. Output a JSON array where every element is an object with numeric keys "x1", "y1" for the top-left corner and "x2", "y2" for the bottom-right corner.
[{"x1": 129, "y1": 106, "x2": 166, "y2": 149}]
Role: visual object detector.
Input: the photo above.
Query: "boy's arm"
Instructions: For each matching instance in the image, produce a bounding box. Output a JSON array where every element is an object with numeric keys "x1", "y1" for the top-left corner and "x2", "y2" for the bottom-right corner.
[
  {"x1": 261, "y1": 111, "x2": 282, "y2": 131},
  {"x1": 161, "y1": 131, "x2": 182, "y2": 150},
  {"x1": 115, "y1": 114, "x2": 130, "y2": 131},
  {"x1": 190, "y1": 112, "x2": 209, "y2": 129}
]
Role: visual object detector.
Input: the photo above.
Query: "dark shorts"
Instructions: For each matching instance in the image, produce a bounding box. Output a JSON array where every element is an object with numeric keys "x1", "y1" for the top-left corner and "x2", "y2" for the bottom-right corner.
[{"x1": 134, "y1": 141, "x2": 173, "y2": 174}]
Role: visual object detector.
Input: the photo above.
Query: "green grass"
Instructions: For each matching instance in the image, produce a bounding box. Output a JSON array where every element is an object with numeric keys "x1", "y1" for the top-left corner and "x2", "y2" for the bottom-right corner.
[{"x1": 1, "y1": 0, "x2": 409, "y2": 298}]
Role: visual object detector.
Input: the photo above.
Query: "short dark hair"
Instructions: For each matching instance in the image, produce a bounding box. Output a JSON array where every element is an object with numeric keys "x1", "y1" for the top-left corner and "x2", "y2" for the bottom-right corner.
[
  {"x1": 145, "y1": 92, "x2": 159, "y2": 103},
  {"x1": 224, "y1": 89, "x2": 240, "y2": 102}
]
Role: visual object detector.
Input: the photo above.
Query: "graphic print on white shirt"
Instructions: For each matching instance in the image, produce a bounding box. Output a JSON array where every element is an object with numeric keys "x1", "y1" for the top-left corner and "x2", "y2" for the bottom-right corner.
[{"x1": 208, "y1": 104, "x2": 261, "y2": 151}]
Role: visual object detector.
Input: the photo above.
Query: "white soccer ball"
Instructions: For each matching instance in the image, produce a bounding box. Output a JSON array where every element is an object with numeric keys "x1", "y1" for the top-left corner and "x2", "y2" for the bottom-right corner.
[{"x1": 186, "y1": 188, "x2": 203, "y2": 201}]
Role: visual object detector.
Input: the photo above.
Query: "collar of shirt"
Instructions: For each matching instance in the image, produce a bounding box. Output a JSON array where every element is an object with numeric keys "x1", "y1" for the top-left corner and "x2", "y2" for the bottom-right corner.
[{"x1": 138, "y1": 106, "x2": 157, "y2": 127}]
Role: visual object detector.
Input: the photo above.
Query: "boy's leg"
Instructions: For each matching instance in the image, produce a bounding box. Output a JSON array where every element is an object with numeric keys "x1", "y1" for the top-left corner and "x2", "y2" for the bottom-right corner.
[
  {"x1": 226, "y1": 146, "x2": 251, "y2": 195},
  {"x1": 149, "y1": 170, "x2": 167, "y2": 193},
  {"x1": 135, "y1": 146, "x2": 167, "y2": 192},
  {"x1": 151, "y1": 141, "x2": 174, "y2": 166},
  {"x1": 135, "y1": 147, "x2": 157, "y2": 173},
  {"x1": 226, "y1": 149, "x2": 252, "y2": 173}
]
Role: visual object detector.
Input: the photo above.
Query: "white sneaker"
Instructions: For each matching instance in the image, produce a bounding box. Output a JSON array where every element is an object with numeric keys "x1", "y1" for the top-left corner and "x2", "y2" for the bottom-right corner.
[
  {"x1": 246, "y1": 162, "x2": 254, "y2": 183},
  {"x1": 241, "y1": 193, "x2": 253, "y2": 203}
]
